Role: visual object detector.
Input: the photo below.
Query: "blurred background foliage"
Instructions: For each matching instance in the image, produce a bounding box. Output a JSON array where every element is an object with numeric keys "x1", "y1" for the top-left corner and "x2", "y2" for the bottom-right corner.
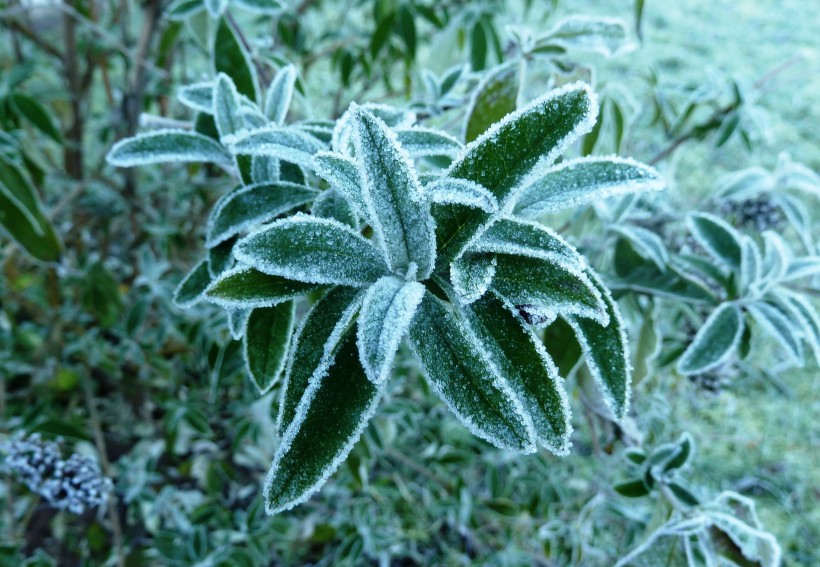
[{"x1": 0, "y1": 0, "x2": 817, "y2": 564}]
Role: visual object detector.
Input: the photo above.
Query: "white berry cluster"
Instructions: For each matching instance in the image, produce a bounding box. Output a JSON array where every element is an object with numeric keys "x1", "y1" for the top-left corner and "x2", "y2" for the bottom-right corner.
[{"x1": 1, "y1": 434, "x2": 113, "y2": 515}]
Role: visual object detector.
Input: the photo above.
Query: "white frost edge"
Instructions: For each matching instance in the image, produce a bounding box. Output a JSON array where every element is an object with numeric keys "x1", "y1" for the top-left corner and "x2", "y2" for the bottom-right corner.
[
  {"x1": 105, "y1": 129, "x2": 232, "y2": 167},
  {"x1": 394, "y1": 126, "x2": 464, "y2": 158},
  {"x1": 451, "y1": 255, "x2": 497, "y2": 305},
  {"x1": 243, "y1": 301, "x2": 295, "y2": 395},
  {"x1": 676, "y1": 302, "x2": 744, "y2": 376},
  {"x1": 461, "y1": 61, "x2": 520, "y2": 144},
  {"x1": 172, "y1": 259, "x2": 210, "y2": 309},
  {"x1": 356, "y1": 277, "x2": 425, "y2": 385},
  {"x1": 566, "y1": 268, "x2": 632, "y2": 421},
  {"x1": 745, "y1": 302, "x2": 803, "y2": 364},
  {"x1": 178, "y1": 81, "x2": 215, "y2": 114},
  {"x1": 265, "y1": 65, "x2": 297, "y2": 125},
  {"x1": 233, "y1": 213, "x2": 387, "y2": 288},
  {"x1": 424, "y1": 177, "x2": 499, "y2": 213},
  {"x1": 312, "y1": 151, "x2": 371, "y2": 223},
  {"x1": 686, "y1": 212, "x2": 743, "y2": 271},
  {"x1": 514, "y1": 156, "x2": 665, "y2": 218},
  {"x1": 228, "y1": 308, "x2": 251, "y2": 340},
  {"x1": 202, "y1": 266, "x2": 310, "y2": 309}
]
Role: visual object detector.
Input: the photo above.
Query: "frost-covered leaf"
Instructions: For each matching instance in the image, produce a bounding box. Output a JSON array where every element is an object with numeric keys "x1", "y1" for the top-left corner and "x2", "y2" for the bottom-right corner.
[
  {"x1": 207, "y1": 182, "x2": 318, "y2": 247},
  {"x1": 435, "y1": 82, "x2": 598, "y2": 266},
  {"x1": 535, "y1": 16, "x2": 631, "y2": 57},
  {"x1": 394, "y1": 127, "x2": 463, "y2": 159},
  {"x1": 746, "y1": 302, "x2": 803, "y2": 364},
  {"x1": 513, "y1": 157, "x2": 664, "y2": 219},
  {"x1": 760, "y1": 231, "x2": 788, "y2": 285},
  {"x1": 278, "y1": 287, "x2": 363, "y2": 432},
  {"x1": 204, "y1": 0, "x2": 227, "y2": 18},
  {"x1": 565, "y1": 270, "x2": 630, "y2": 420},
  {"x1": 332, "y1": 103, "x2": 416, "y2": 156},
  {"x1": 106, "y1": 130, "x2": 232, "y2": 167},
  {"x1": 208, "y1": 236, "x2": 236, "y2": 278},
  {"x1": 357, "y1": 276, "x2": 425, "y2": 384},
  {"x1": 166, "y1": 0, "x2": 204, "y2": 20},
  {"x1": 172, "y1": 259, "x2": 212, "y2": 308},
  {"x1": 244, "y1": 302, "x2": 294, "y2": 394},
  {"x1": 228, "y1": 308, "x2": 251, "y2": 340},
  {"x1": 178, "y1": 82, "x2": 214, "y2": 113},
  {"x1": 226, "y1": 126, "x2": 325, "y2": 169},
  {"x1": 783, "y1": 256, "x2": 820, "y2": 282},
  {"x1": 464, "y1": 63, "x2": 519, "y2": 144},
  {"x1": 234, "y1": 214, "x2": 389, "y2": 287},
  {"x1": 688, "y1": 213, "x2": 742, "y2": 271},
  {"x1": 408, "y1": 292, "x2": 536, "y2": 452},
  {"x1": 205, "y1": 266, "x2": 323, "y2": 309},
  {"x1": 609, "y1": 225, "x2": 669, "y2": 272},
  {"x1": 451, "y1": 253, "x2": 496, "y2": 305},
  {"x1": 352, "y1": 106, "x2": 436, "y2": 278},
  {"x1": 470, "y1": 218, "x2": 584, "y2": 269},
  {"x1": 251, "y1": 155, "x2": 280, "y2": 184},
  {"x1": 462, "y1": 294, "x2": 572, "y2": 453},
  {"x1": 214, "y1": 73, "x2": 243, "y2": 139},
  {"x1": 740, "y1": 235, "x2": 763, "y2": 296},
  {"x1": 423, "y1": 178, "x2": 498, "y2": 213},
  {"x1": 779, "y1": 291, "x2": 820, "y2": 365},
  {"x1": 491, "y1": 256, "x2": 607, "y2": 325},
  {"x1": 213, "y1": 17, "x2": 258, "y2": 102},
  {"x1": 265, "y1": 65, "x2": 297, "y2": 125},
  {"x1": 313, "y1": 151, "x2": 368, "y2": 221},
  {"x1": 266, "y1": 332, "x2": 383, "y2": 514},
  {"x1": 311, "y1": 189, "x2": 358, "y2": 228},
  {"x1": 295, "y1": 120, "x2": 335, "y2": 144},
  {"x1": 677, "y1": 302, "x2": 744, "y2": 375}
]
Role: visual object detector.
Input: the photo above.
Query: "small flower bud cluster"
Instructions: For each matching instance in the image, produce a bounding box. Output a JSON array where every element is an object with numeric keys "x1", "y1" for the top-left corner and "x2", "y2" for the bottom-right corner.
[
  {"x1": 0, "y1": 434, "x2": 113, "y2": 515},
  {"x1": 718, "y1": 196, "x2": 785, "y2": 231}
]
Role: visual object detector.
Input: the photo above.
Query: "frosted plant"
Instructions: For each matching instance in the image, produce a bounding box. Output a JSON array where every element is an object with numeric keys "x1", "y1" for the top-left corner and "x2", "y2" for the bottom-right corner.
[
  {"x1": 1, "y1": 434, "x2": 113, "y2": 515},
  {"x1": 201, "y1": 82, "x2": 664, "y2": 513}
]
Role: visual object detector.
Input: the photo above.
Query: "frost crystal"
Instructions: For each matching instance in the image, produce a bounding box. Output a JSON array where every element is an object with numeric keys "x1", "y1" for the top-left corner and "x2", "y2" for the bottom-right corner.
[
  {"x1": 1, "y1": 435, "x2": 113, "y2": 515},
  {"x1": 424, "y1": 178, "x2": 499, "y2": 213}
]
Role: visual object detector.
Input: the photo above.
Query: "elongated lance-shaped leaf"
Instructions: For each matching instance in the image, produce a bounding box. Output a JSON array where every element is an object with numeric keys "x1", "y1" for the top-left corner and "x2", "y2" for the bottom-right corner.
[
  {"x1": 677, "y1": 302, "x2": 744, "y2": 375},
  {"x1": 740, "y1": 236, "x2": 762, "y2": 296},
  {"x1": 207, "y1": 182, "x2": 319, "y2": 247},
  {"x1": 394, "y1": 127, "x2": 463, "y2": 159},
  {"x1": 470, "y1": 217, "x2": 585, "y2": 269},
  {"x1": 205, "y1": 266, "x2": 324, "y2": 309},
  {"x1": 408, "y1": 291, "x2": 536, "y2": 453},
  {"x1": 228, "y1": 308, "x2": 251, "y2": 340},
  {"x1": 213, "y1": 17, "x2": 258, "y2": 102},
  {"x1": 214, "y1": 73, "x2": 243, "y2": 140},
  {"x1": 536, "y1": 16, "x2": 630, "y2": 57},
  {"x1": 278, "y1": 287, "x2": 363, "y2": 433},
  {"x1": 491, "y1": 255, "x2": 608, "y2": 326},
  {"x1": 106, "y1": 130, "x2": 232, "y2": 167},
  {"x1": 451, "y1": 253, "x2": 497, "y2": 305},
  {"x1": 234, "y1": 214, "x2": 389, "y2": 287},
  {"x1": 357, "y1": 276, "x2": 425, "y2": 385},
  {"x1": 760, "y1": 231, "x2": 788, "y2": 285},
  {"x1": 208, "y1": 236, "x2": 236, "y2": 278},
  {"x1": 513, "y1": 157, "x2": 664, "y2": 218},
  {"x1": 178, "y1": 81, "x2": 215, "y2": 114},
  {"x1": 313, "y1": 151, "x2": 369, "y2": 222},
  {"x1": 435, "y1": 82, "x2": 598, "y2": 266},
  {"x1": 311, "y1": 189, "x2": 358, "y2": 228},
  {"x1": 225, "y1": 126, "x2": 325, "y2": 169},
  {"x1": 464, "y1": 62, "x2": 519, "y2": 144},
  {"x1": 609, "y1": 225, "x2": 670, "y2": 273},
  {"x1": 462, "y1": 294, "x2": 572, "y2": 453},
  {"x1": 746, "y1": 302, "x2": 803, "y2": 364},
  {"x1": 266, "y1": 332, "x2": 384, "y2": 514},
  {"x1": 332, "y1": 102, "x2": 417, "y2": 156},
  {"x1": 779, "y1": 290, "x2": 820, "y2": 365},
  {"x1": 688, "y1": 213, "x2": 743, "y2": 271},
  {"x1": 244, "y1": 302, "x2": 294, "y2": 394},
  {"x1": 351, "y1": 106, "x2": 436, "y2": 279},
  {"x1": 423, "y1": 178, "x2": 498, "y2": 213},
  {"x1": 172, "y1": 259, "x2": 212, "y2": 308},
  {"x1": 565, "y1": 270, "x2": 631, "y2": 420},
  {"x1": 8, "y1": 93, "x2": 62, "y2": 143},
  {"x1": 265, "y1": 65, "x2": 297, "y2": 124}
]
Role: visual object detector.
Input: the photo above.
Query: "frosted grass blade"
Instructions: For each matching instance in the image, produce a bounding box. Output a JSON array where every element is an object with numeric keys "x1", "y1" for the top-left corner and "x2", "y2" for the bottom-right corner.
[
  {"x1": 234, "y1": 214, "x2": 389, "y2": 287},
  {"x1": 356, "y1": 276, "x2": 425, "y2": 384},
  {"x1": 408, "y1": 292, "x2": 536, "y2": 453}
]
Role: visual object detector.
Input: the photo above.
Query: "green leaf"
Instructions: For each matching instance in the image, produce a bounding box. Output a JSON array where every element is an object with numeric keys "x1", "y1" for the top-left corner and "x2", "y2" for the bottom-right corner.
[
  {"x1": 688, "y1": 213, "x2": 743, "y2": 272},
  {"x1": 435, "y1": 82, "x2": 598, "y2": 266},
  {"x1": 464, "y1": 63, "x2": 519, "y2": 144},
  {"x1": 780, "y1": 291, "x2": 820, "y2": 365},
  {"x1": 610, "y1": 225, "x2": 670, "y2": 273},
  {"x1": 213, "y1": 73, "x2": 242, "y2": 139},
  {"x1": 423, "y1": 178, "x2": 498, "y2": 213},
  {"x1": 462, "y1": 294, "x2": 571, "y2": 453},
  {"x1": 266, "y1": 332, "x2": 384, "y2": 514},
  {"x1": 265, "y1": 65, "x2": 297, "y2": 125},
  {"x1": 746, "y1": 302, "x2": 803, "y2": 363},
  {"x1": 106, "y1": 130, "x2": 231, "y2": 167},
  {"x1": 357, "y1": 276, "x2": 425, "y2": 384},
  {"x1": 565, "y1": 270, "x2": 631, "y2": 420},
  {"x1": 470, "y1": 20, "x2": 487, "y2": 72},
  {"x1": 244, "y1": 302, "x2": 294, "y2": 394},
  {"x1": 232, "y1": 0, "x2": 286, "y2": 14},
  {"x1": 490, "y1": 256, "x2": 607, "y2": 326},
  {"x1": 205, "y1": 267, "x2": 323, "y2": 308},
  {"x1": 226, "y1": 126, "x2": 325, "y2": 169},
  {"x1": 542, "y1": 317, "x2": 583, "y2": 377},
  {"x1": 351, "y1": 106, "x2": 436, "y2": 279},
  {"x1": 206, "y1": 182, "x2": 318, "y2": 247},
  {"x1": 277, "y1": 287, "x2": 363, "y2": 433},
  {"x1": 213, "y1": 18, "x2": 258, "y2": 102},
  {"x1": 8, "y1": 94, "x2": 62, "y2": 143},
  {"x1": 662, "y1": 432, "x2": 694, "y2": 472},
  {"x1": 470, "y1": 217, "x2": 584, "y2": 269},
  {"x1": 311, "y1": 188, "x2": 358, "y2": 228},
  {"x1": 614, "y1": 478, "x2": 650, "y2": 497},
  {"x1": 536, "y1": 16, "x2": 630, "y2": 57},
  {"x1": 234, "y1": 214, "x2": 389, "y2": 287},
  {"x1": 667, "y1": 481, "x2": 700, "y2": 507},
  {"x1": 173, "y1": 259, "x2": 212, "y2": 308},
  {"x1": 513, "y1": 157, "x2": 664, "y2": 218},
  {"x1": 179, "y1": 81, "x2": 215, "y2": 113},
  {"x1": 395, "y1": 127, "x2": 463, "y2": 159},
  {"x1": 408, "y1": 292, "x2": 536, "y2": 453},
  {"x1": 313, "y1": 151, "x2": 368, "y2": 222},
  {"x1": 677, "y1": 302, "x2": 744, "y2": 375},
  {"x1": 450, "y1": 253, "x2": 496, "y2": 304}
]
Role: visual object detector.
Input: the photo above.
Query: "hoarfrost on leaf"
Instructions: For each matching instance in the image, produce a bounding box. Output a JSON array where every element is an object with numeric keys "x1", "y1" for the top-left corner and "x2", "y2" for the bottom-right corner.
[
  {"x1": 394, "y1": 127, "x2": 463, "y2": 159},
  {"x1": 204, "y1": 266, "x2": 324, "y2": 309},
  {"x1": 313, "y1": 151, "x2": 369, "y2": 222},
  {"x1": 423, "y1": 177, "x2": 498, "y2": 213},
  {"x1": 178, "y1": 81, "x2": 215, "y2": 113},
  {"x1": 451, "y1": 253, "x2": 497, "y2": 305},
  {"x1": 244, "y1": 302, "x2": 294, "y2": 394},
  {"x1": 225, "y1": 126, "x2": 326, "y2": 169},
  {"x1": 470, "y1": 217, "x2": 585, "y2": 270},
  {"x1": 265, "y1": 65, "x2": 297, "y2": 125},
  {"x1": 677, "y1": 302, "x2": 744, "y2": 375},
  {"x1": 214, "y1": 73, "x2": 243, "y2": 140},
  {"x1": 106, "y1": 129, "x2": 232, "y2": 167}
]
